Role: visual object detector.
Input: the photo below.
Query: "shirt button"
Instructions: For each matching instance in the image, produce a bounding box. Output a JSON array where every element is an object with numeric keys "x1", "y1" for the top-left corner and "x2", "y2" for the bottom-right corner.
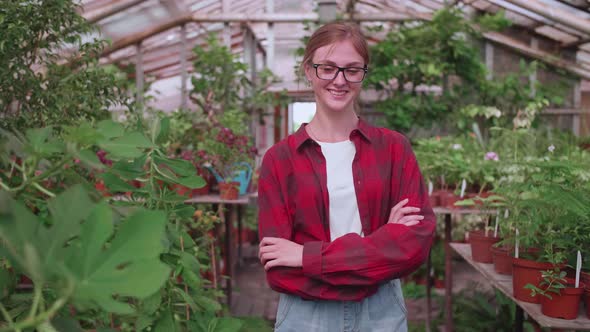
[{"x1": 357, "y1": 180, "x2": 361, "y2": 185}]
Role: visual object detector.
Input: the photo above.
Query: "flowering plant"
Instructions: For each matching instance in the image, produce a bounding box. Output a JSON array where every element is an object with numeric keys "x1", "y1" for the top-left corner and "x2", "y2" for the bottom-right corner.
[{"x1": 197, "y1": 124, "x2": 257, "y2": 181}]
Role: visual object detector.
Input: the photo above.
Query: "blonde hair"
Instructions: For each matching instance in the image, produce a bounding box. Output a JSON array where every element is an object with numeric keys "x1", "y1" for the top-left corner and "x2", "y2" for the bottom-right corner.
[{"x1": 300, "y1": 22, "x2": 369, "y2": 75}]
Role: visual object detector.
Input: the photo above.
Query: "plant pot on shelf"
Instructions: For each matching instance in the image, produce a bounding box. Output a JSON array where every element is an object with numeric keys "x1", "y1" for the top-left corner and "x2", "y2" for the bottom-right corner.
[
  {"x1": 428, "y1": 190, "x2": 442, "y2": 207},
  {"x1": 439, "y1": 190, "x2": 459, "y2": 209},
  {"x1": 468, "y1": 230, "x2": 501, "y2": 263},
  {"x1": 585, "y1": 288, "x2": 590, "y2": 319},
  {"x1": 540, "y1": 279, "x2": 585, "y2": 320},
  {"x1": 491, "y1": 245, "x2": 513, "y2": 275},
  {"x1": 512, "y1": 257, "x2": 563, "y2": 304},
  {"x1": 219, "y1": 181, "x2": 239, "y2": 200}
]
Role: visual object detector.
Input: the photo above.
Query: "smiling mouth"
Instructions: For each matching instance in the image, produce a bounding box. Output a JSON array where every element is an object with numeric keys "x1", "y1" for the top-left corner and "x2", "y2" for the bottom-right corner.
[{"x1": 328, "y1": 89, "x2": 347, "y2": 96}]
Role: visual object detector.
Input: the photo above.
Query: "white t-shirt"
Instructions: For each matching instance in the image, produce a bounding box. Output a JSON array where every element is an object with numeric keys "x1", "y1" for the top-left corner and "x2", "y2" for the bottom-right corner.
[{"x1": 317, "y1": 140, "x2": 363, "y2": 241}]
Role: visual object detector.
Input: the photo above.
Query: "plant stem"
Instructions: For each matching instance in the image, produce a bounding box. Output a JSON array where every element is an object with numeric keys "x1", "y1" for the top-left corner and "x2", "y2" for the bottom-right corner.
[
  {"x1": 32, "y1": 183, "x2": 55, "y2": 198},
  {"x1": 27, "y1": 283, "x2": 43, "y2": 321},
  {"x1": 0, "y1": 302, "x2": 15, "y2": 331},
  {"x1": 0, "y1": 296, "x2": 68, "y2": 332}
]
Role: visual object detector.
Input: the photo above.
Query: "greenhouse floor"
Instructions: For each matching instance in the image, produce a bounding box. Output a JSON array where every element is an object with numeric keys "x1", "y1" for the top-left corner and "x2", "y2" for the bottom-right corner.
[{"x1": 230, "y1": 244, "x2": 490, "y2": 325}]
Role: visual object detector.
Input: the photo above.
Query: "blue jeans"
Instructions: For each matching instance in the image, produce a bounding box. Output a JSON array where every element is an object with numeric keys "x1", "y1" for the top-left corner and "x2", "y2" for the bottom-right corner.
[{"x1": 274, "y1": 279, "x2": 408, "y2": 332}]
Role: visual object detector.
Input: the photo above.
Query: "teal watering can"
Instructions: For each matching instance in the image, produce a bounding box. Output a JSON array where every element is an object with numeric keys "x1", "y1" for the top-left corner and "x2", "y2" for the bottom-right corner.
[{"x1": 204, "y1": 162, "x2": 253, "y2": 195}]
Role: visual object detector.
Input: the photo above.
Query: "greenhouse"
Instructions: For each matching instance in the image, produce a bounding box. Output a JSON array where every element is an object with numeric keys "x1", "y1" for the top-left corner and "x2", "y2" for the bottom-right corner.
[{"x1": 1, "y1": 0, "x2": 590, "y2": 331}]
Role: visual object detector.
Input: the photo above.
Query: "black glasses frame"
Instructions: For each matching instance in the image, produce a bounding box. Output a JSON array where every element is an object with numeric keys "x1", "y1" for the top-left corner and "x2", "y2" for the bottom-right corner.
[{"x1": 312, "y1": 64, "x2": 368, "y2": 83}]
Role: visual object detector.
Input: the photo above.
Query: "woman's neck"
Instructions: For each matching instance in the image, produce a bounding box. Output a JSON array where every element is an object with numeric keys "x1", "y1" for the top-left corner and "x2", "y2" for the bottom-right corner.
[{"x1": 307, "y1": 110, "x2": 359, "y2": 142}]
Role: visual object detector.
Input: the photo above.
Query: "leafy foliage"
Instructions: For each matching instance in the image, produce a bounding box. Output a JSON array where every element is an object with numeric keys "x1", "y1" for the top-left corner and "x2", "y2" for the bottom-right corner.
[
  {"x1": 0, "y1": 186, "x2": 170, "y2": 330},
  {"x1": 0, "y1": 1, "x2": 128, "y2": 130},
  {"x1": 436, "y1": 287, "x2": 535, "y2": 332}
]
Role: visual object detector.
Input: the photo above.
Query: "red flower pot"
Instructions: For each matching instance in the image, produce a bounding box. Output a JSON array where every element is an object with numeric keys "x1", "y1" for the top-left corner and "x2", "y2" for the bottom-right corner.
[
  {"x1": 512, "y1": 257, "x2": 563, "y2": 303},
  {"x1": 468, "y1": 230, "x2": 501, "y2": 263},
  {"x1": 440, "y1": 191, "x2": 459, "y2": 209},
  {"x1": 219, "y1": 181, "x2": 239, "y2": 200},
  {"x1": 540, "y1": 279, "x2": 585, "y2": 320},
  {"x1": 585, "y1": 288, "x2": 590, "y2": 319},
  {"x1": 428, "y1": 190, "x2": 442, "y2": 207},
  {"x1": 491, "y1": 245, "x2": 513, "y2": 275}
]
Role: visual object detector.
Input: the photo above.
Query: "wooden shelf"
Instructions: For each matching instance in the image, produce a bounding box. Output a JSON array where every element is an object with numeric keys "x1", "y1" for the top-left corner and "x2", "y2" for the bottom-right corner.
[
  {"x1": 451, "y1": 243, "x2": 590, "y2": 330},
  {"x1": 185, "y1": 193, "x2": 253, "y2": 205}
]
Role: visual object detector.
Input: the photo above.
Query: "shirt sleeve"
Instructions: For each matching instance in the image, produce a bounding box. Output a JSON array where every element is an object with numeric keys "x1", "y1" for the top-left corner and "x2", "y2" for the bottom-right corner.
[
  {"x1": 258, "y1": 149, "x2": 374, "y2": 299},
  {"x1": 301, "y1": 135, "x2": 436, "y2": 287}
]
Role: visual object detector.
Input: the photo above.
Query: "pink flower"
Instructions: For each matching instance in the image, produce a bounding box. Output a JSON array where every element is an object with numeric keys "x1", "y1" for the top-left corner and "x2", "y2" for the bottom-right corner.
[{"x1": 485, "y1": 152, "x2": 499, "y2": 161}]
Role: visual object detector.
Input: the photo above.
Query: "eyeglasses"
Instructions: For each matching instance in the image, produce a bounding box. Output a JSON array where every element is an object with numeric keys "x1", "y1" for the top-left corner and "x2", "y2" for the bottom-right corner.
[{"x1": 312, "y1": 64, "x2": 368, "y2": 83}]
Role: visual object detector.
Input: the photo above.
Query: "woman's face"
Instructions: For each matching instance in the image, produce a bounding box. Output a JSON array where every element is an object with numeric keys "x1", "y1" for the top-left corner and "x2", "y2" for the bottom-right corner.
[{"x1": 305, "y1": 40, "x2": 365, "y2": 114}]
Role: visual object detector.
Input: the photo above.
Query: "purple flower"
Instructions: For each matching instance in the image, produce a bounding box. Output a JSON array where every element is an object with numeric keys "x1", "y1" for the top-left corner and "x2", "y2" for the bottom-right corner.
[
  {"x1": 548, "y1": 145, "x2": 555, "y2": 153},
  {"x1": 485, "y1": 152, "x2": 499, "y2": 161}
]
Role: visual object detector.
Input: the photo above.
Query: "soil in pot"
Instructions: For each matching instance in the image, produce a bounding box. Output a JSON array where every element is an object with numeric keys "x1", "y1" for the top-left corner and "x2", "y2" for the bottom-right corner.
[
  {"x1": 540, "y1": 279, "x2": 585, "y2": 320},
  {"x1": 468, "y1": 230, "x2": 501, "y2": 263}
]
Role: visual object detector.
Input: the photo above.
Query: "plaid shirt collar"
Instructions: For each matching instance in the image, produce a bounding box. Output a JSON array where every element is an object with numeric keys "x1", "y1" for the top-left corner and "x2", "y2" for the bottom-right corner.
[{"x1": 293, "y1": 117, "x2": 373, "y2": 150}]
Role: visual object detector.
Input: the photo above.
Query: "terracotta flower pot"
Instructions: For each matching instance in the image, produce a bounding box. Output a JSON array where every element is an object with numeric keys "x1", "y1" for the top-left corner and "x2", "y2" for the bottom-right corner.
[
  {"x1": 428, "y1": 190, "x2": 441, "y2": 207},
  {"x1": 540, "y1": 279, "x2": 585, "y2": 320},
  {"x1": 191, "y1": 181, "x2": 210, "y2": 196},
  {"x1": 219, "y1": 181, "x2": 239, "y2": 200},
  {"x1": 468, "y1": 230, "x2": 501, "y2": 263},
  {"x1": 440, "y1": 191, "x2": 459, "y2": 209},
  {"x1": 491, "y1": 245, "x2": 513, "y2": 275},
  {"x1": 512, "y1": 257, "x2": 563, "y2": 303}
]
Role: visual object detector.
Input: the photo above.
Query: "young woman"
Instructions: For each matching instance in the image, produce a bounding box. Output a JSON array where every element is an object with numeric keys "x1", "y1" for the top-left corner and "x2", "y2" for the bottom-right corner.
[{"x1": 257, "y1": 22, "x2": 435, "y2": 332}]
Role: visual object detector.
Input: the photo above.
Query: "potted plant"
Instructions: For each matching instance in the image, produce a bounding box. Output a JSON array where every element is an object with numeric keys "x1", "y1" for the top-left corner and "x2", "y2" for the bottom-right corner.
[
  {"x1": 197, "y1": 109, "x2": 257, "y2": 199},
  {"x1": 499, "y1": 155, "x2": 590, "y2": 303},
  {"x1": 526, "y1": 269, "x2": 585, "y2": 320}
]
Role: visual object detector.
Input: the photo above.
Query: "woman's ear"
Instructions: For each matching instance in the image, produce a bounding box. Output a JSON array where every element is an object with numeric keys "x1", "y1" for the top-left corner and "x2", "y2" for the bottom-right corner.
[{"x1": 303, "y1": 63, "x2": 313, "y2": 82}]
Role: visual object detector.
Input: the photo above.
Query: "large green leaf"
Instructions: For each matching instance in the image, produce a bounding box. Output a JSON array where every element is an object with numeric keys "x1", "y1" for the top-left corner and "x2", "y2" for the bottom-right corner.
[
  {"x1": 99, "y1": 132, "x2": 154, "y2": 159},
  {"x1": 0, "y1": 187, "x2": 169, "y2": 316},
  {"x1": 156, "y1": 116, "x2": 170, "y2": 144},
  {"x1": 70, "y1": 208, "x2": 170, "y2": 314},
  {"x1": 111, "y1": 156, "x2": 147, "y2": 180},
  {"x1": 100, "y1": 172, "x2": 136, "y2": 192},
  {"x1": 24, "y1": 127, "x2": 65, "y2": 157},
  {"x1": 154, "y1": 155, "x2": 195, "y2": 177},
  {"x1": 38, "y1": 186, "x2": 94, "y2": 266},
  {"x1": 75, "y1": 149, "x2": 105, "y2": 170},
  {"x1": 25, "y1": 127, "x2": 52, "y2": 148},
  {"x1": 63, "y1": 123, "x2": 102, "y2": 146},
  {"x1": 153, "y1": 308, "x2": 180, "y2": 332},
  {"x1": 97, "y1": 120, "x2": 125, "y2": 139},
  {"x1": 176, "y1": 176, "x2": 206, "y2": 189}
]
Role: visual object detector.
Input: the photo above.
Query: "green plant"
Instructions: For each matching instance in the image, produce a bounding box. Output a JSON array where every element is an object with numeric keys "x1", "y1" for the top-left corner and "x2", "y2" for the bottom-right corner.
[
  {"x1": 190, "y1": 34, "x2": 248, "y2": 123},
  {"x1": 401, "y1": 282, "x2": 427, "y2": 299},
  {"x1": 0, "y1": 186, "x2": 170, "y2": 331},
  {"x1": 197, "y1": 110, "x2": 257, "y2": 182},
  {"x1": 366, "y1": 8, "x2": 509, "y2": 133},
  {"x1": 0, "y1": 117, "x2": 253, "y2": 331},
  {"x1": 525, "y1": 268, "x2": 568, "y2": 300},
  {"x1": 0, "y1": 1, "x2": 128, "y2": 130},
  {"x1": 435, "y1": 286, "x2": 535, "y2": 332}
]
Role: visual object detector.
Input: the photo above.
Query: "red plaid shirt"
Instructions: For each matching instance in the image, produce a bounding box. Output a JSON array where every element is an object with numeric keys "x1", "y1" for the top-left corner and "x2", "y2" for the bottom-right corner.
[{"x1": 258, "y1": 118, "x2": 435, "y2": 301}]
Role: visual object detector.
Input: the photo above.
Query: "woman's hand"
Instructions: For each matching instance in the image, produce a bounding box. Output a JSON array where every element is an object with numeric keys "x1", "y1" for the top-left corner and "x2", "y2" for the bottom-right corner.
[
  {"x1": 388, "y1": 198, "x2": 423, "y2": 226},
  {"x1": 258, "y1": 237, "x2": 303, "y2": 271}
]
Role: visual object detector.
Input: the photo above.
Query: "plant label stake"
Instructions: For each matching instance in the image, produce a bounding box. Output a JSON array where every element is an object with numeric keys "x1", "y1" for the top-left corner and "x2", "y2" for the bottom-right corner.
[
  {"x1": 514, "y1": 228, "x2": 519, "y2": 258},
  {"x1": 428, "y1": 180, "x2": 433, "y2": 196},
  {"x1": 493, "y1": 212, "x2": 499, "y2": 238},
  {"x1": 460, "y1": 179, "x2": 466, "y2": 198},
  {"x1": 575, "y1": 251, "x2": 582, "y2": 288},
  {"x1": 504, "y1": 209, "x2": 509, "y2": 219}
]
